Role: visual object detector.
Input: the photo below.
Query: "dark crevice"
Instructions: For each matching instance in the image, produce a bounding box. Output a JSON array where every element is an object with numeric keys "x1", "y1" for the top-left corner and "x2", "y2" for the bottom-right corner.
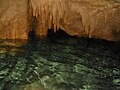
[
  {"x1": 47, "y1": 28, "x2": 72, "y2": 40},
  {"x1": 28, "y1": 16, "x2": 38, "y2": 44},
  {"x1": 28, "y1": 30, "x2": 37, "y2": 42}
]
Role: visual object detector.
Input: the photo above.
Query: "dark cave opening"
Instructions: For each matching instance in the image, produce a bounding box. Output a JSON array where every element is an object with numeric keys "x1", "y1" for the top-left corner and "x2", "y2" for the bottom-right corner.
[
  {"x1": 46, "y1": 27, "x2": 120, "y2": 55},
  {"x1": 28, "y1": 29, "x2": 37, "y2": 43},
  {"x1": 47, "y1": 28, "x2": 119, "y2": 52},
  {"x1": 27, "y1": 16, "x2": 120, "y2": 55},
  {"x1": 28, "y1": 16, "x2": 38, "y2": 44},
  {"x1": 47, "y1": 28, "x2": 72, "y2": 40}
]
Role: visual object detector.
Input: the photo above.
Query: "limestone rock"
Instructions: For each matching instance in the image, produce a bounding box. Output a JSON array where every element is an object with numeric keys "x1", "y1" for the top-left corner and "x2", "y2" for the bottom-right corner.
[
  {"x1": 0, "y1": 0, "x2": 28, "y2": 39},
  {"x1": 66, "y1": 0, "x2": 120, "y2": 41},
  {"x1": 0, "y1": 0, "x2": 120, "y2": 41},
  {"x1": 29, "y1": 0, "x2": 120, "y2": 41}
]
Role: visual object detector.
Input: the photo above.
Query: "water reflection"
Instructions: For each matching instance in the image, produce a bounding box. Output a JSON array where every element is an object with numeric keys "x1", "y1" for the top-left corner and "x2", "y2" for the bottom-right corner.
[{"x1": 0, "y1": 38, "x2": 120, "y2": 90}]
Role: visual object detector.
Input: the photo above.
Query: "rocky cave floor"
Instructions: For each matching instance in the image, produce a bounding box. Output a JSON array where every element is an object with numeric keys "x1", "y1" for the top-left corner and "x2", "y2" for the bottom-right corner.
[{"x1": 0, "y1": 36, "x2": 120, "y2": 90}]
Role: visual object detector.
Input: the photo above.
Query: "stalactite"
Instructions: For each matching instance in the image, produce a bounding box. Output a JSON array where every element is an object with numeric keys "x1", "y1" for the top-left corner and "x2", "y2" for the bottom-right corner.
[
  {"x1": 85, "y1": 15, "x2": 90, "y2": 35},
  {"x1": 54, "y1": 23, "x2": 57, "y2": 33},
  {"x1": 89, "y1": 20, "x2": 92, "y2": 38},
  {"x1": 104, "y1": 6, "x2": 107, "y2": 24},
  {"x1": 57, "y1": 22, "x2": 60, "y2": 30},
  {"x1": 89, "y1": 12, "x2": 94, "y2": 38},
  {"x1": 35, "y1": 11, "x2": 38, "y2": 18},
  {"x1": 30, "y1": 0, "x2": 37, "y2": 16},
  {"x1": 13, "y1": 20, "x2": 16, "y2": 39},
  {"x1": 63, "y1": 14, "x2": 67, "y2": 23},
  {"x1": 30, "y1": 0, "x2": 66, "y2": 36},
  {"x1": 56, "y1": 10, "x2": 59, "y2": 30},
  {"x1": 49, "y1": 13, "x2": 53, "y2": 29}
]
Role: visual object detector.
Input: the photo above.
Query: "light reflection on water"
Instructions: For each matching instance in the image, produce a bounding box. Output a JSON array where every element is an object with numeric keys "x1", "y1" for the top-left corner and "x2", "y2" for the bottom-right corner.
[{"x1": 0, "y1": 38, "x2": 120, "y2": 90}]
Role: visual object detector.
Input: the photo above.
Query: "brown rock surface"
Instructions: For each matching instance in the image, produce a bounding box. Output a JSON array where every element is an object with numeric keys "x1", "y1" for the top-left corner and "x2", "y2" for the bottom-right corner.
[
  {"x1": 66, "y1": 0, "x2": 120, "y2": 41},
  {"x1": 0, "y1": 0, "x2": 120, "y2": 41},
  {"x1": 0, "y1": 0, "x2": 28, "y2": 39}
]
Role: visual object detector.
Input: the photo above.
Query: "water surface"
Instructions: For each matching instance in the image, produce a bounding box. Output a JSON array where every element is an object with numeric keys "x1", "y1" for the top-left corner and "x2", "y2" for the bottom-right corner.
[{"x1": 0, "y1": 38, "x2": 120, "y2": 90}]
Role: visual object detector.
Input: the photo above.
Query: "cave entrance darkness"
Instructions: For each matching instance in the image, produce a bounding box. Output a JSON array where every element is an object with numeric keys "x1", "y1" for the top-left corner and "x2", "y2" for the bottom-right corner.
[
  {"x1": 47, "y1": 28, "x2": 72, "y2": 41},
  {"x1": 28, "y1": 29, "x2": 37, "y2": 42},
  {"x1": 28, "y1": 16, "x2": 38, "y2": 44}
]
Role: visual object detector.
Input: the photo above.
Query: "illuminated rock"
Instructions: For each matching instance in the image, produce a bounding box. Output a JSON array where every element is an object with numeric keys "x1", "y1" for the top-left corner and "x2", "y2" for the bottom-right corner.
[
  {"x1": 30, "y1": 0, "x2": 120, "y2": 41},
  {"x1": 67, "y1": 0, "x2": 120, "y2": 41},
  {"x1": 0, "y1": 0, "x2": 28, "y2": 39},
  {"x1": 0, "y1": 0, "x2": 120, "y2": 41}
]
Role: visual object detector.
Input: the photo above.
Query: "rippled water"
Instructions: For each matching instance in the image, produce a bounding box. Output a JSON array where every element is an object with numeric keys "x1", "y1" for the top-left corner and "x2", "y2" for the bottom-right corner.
[{"x1": 0, "y1": 37, "x2": 120, "y2": 90}]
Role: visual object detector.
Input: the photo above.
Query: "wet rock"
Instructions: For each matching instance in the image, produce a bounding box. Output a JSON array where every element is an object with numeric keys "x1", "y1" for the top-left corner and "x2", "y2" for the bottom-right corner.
[
  {"x1": 51, "y1": 82, "x2": 79, "y2": 90},
  {"x1": 0, "y1": 48, "x2": 7, "y2": 54},
  {"x1": 24, "y1": 81, "x2": 45, "y2": 90}
]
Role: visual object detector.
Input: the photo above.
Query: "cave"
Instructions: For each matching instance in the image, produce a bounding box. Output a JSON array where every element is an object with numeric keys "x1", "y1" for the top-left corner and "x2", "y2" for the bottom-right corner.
[
  {"x1": 28, "y1": 29, "x2": 37, "y2": 43},
  {"x1": 47, "y1": 28, "x2": 72, "y2": 40},
  {"x1": 0, "y1": 0, "x2": 120, "y2": 90}
]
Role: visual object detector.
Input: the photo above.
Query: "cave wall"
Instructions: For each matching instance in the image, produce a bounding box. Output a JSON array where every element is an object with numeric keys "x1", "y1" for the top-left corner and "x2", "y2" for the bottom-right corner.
[
  {"x1": 0, "y1": 0, "x2": 120, "y2": 41},
  {"x1": 68, "y1": 0, "x2": 120, "y2": 41},
  {"x1": 0, "y1": 0, "x2": 29, "y2": 39}
]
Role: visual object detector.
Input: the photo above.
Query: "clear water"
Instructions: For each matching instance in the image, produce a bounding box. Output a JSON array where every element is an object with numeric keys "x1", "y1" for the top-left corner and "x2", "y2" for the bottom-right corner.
[{"x1": 0, "y1": 38, "x2": 120, "y2": 90}]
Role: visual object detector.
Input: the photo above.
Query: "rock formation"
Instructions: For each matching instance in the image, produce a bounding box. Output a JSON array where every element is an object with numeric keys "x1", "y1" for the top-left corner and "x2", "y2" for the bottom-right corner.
[
  {"x1": 0, "y1": 0, "x2": 120, "y2": 41},
  {"x1": 0, "y1": 0, "x2": 28, "y2": 39}
]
